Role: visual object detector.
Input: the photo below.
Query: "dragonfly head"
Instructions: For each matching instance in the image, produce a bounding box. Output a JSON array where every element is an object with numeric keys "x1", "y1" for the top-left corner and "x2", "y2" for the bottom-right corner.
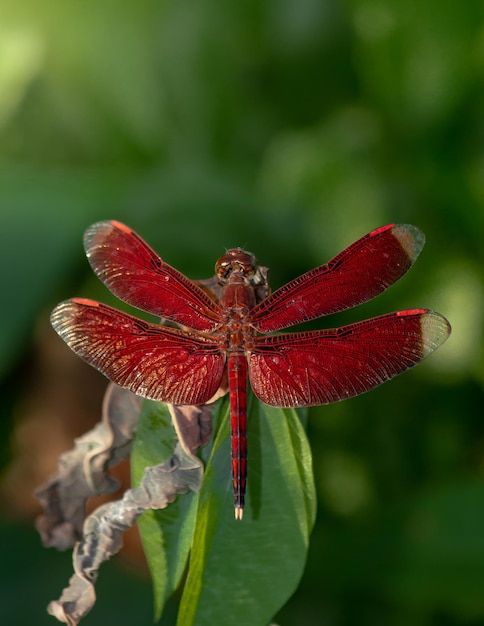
[
  {"x1": 215, "y1": 248, "x2": 258, "y2": 280},
  {"x1": 215, "y1": 248, "x2": 270, "y2": 301}
]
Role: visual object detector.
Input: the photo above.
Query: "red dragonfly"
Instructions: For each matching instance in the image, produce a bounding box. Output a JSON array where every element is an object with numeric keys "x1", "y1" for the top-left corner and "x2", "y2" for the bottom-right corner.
[{"x1": 51, "y1": 221, "x2": 450, "y2": 519}]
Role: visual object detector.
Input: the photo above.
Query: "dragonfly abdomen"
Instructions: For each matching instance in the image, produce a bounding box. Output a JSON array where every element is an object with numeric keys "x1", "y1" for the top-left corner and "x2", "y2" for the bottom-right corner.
[{"x1": 228, "y1": 353, "x2": 248, "y2": 520}]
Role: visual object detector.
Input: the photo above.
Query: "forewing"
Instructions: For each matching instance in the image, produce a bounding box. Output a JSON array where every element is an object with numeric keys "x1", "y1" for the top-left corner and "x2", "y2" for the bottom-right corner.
[
  {"x1": 249, "y1": 310, "x2": 450, "y2": 407},
  {"x1": 84, "y1": 220, "x2": 221, "y2": 331},
  {"x1": 252, "y1": 224, "x2": 425, "y2": 332},
  {"x1": 51, "y1": 298, "x2": 225, "y2": 405}
]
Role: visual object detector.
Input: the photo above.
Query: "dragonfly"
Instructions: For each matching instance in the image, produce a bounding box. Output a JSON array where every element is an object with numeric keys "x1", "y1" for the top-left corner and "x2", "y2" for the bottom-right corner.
[{"x1": 51, "y1": 220, "x2": 451, "y2": 519}]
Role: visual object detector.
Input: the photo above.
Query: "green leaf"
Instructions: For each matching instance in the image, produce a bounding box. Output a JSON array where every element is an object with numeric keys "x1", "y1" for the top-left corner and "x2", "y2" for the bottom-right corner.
[
  {"x1": 132, "y1": 393, "x2": 316, "y2": 625},
  {"x1": 131, "y1": 400, "x2": 199, "y2": 620},
  {"x1": 178, "y1": 392, "x2": 316, "y2": 626}
]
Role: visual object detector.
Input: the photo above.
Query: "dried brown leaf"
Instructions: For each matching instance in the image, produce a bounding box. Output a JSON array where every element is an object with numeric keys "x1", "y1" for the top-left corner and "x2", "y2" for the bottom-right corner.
[
  {"x1": 47, "y1": 441, "x2": 203, "y2": 624},
  {"x1": 35, "y1": 384, "x2": 141, "y2": 549}
]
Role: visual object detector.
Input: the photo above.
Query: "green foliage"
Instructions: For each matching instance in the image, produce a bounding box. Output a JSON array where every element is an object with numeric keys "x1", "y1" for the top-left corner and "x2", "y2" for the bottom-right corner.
[
  {"x1": 132, "y1": 395, "x2": 316, "y2": 626},
  {"x1": 132, "y1": 400, "x2": 200, "y2": 620}
]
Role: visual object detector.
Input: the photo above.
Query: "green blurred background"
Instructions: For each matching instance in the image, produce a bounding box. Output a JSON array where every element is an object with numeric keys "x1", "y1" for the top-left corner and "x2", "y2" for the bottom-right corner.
[{"x1": 0, "y1": 1, "x2": 482, "y2": 624}]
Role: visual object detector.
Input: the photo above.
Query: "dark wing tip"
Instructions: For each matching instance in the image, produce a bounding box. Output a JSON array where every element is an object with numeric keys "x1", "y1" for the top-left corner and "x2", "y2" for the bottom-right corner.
[
  {"x1": 50, "y1": 298, "x2": 87, "y2": 334},
  {"x1": 83, "y1": 220, "x2": 132, "y2": 256},
  {"x1": 391, "y1": 224, "x2": 426, "y2": 264},
  {"x1": 420, "y1": 310, "x2": 451, "y2": 356}
]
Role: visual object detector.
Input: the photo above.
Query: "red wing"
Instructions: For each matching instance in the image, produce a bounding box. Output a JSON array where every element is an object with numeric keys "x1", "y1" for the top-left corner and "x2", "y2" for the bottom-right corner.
[
  {"x1": 51, "y1": 298, "x2": 225, "y2": 405},
  {"x1": 249, "y1": 310, "x2": 450, "y2": 407},
  {"x1": 251, "y1": 224, "x2": 425, "y2": 333},
  {"x1": 84, "y1": 220, "x2": 221, "y2": 331}
]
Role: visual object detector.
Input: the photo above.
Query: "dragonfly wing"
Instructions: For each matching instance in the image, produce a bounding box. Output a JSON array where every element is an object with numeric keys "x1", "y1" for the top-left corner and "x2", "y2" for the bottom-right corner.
[
  {"x1": 252, "y1": 224, "x2": 425, "y2": 332},
  {"x1": 249, "y1": 310, "x2": 450, "y2": 407},
  {"x1": 84, "y1": 220, "x2": 221, "y2": 331},
  {"x1": 51, "y1": 298, "x2": 225, "y2": 405}
]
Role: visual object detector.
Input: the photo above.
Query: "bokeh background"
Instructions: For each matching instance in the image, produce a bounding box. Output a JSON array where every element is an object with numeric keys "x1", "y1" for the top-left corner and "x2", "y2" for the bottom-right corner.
[{"x1": 0, "y1": 1, "x2": 482, "y2": 625}]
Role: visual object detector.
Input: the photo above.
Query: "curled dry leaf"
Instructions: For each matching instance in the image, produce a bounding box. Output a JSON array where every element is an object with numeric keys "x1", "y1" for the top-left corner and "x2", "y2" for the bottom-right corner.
[
  {"x1": 35, "y1": 384, "x2": 142, "y2": 549},
  {"x1": 169, "y1": 384, "x2": 226, "y2": 455},
  {"x1": 47, "y1": 440, "x2": 203, "y2": 625},
  {"x1": 36, "y1": 382, "x2": 217, "y2": 624}
]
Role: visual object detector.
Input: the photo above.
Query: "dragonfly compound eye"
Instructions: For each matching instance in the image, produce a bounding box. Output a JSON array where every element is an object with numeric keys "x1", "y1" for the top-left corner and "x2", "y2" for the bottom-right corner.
[{"x1": 216, "y1": 249, "x2": 258, "y2": 279}]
